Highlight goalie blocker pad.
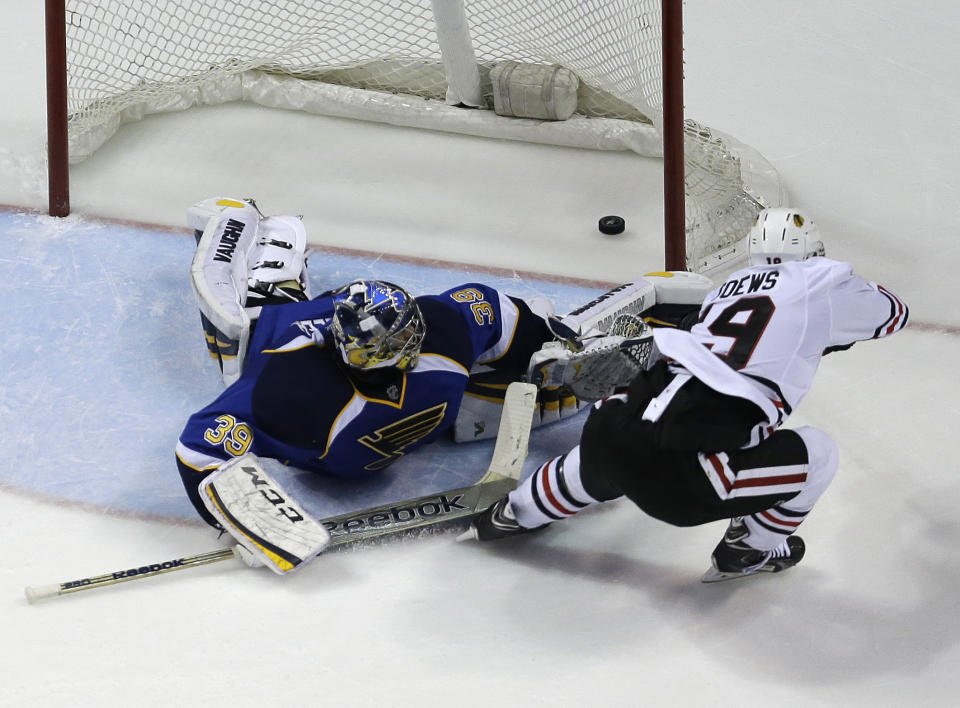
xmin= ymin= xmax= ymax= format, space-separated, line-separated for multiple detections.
xmin=200 ymin=454 xmax=331 ymax=574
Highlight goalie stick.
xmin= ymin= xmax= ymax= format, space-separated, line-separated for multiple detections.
xmin=25 ymin=382 xmax=538 ymax=603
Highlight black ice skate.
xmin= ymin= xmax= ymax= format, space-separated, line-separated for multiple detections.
xmin=701 ymin=518 xmax=805 ymax=583
xmin=457 ymin=496 xmax=544 ymax=542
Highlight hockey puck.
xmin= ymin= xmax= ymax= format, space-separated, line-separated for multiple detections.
xmin=598 ymin=215 xmax=625 ymax=235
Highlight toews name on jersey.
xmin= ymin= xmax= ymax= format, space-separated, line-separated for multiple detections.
xmin=715 ymin=270 xmax=779 ymax=299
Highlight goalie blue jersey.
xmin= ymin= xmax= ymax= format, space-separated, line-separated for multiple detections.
xmin=176 ymin=283 xmax=550 ymax=523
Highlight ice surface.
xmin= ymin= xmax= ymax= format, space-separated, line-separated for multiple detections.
xmin=2 ymin=2 xmax=959 ymax=706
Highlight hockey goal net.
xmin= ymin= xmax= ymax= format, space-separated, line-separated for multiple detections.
xmin=46 ymin=0 xmax=783 ymax=272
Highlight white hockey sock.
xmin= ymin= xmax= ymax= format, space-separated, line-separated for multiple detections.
xmin=741 ymin=504 xmax=811 ymax=551
xmin=507 ymin=446 xmax=603 ymax=529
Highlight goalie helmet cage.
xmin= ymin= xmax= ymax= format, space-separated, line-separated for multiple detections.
xmin=44 ymin=0 xmax=784 ymax=272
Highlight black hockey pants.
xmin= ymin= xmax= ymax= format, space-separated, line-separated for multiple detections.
xmin=579 ymin=361 xmax=806 ymax=527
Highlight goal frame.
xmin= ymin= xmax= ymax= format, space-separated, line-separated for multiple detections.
xmin=44 ymin=0 xmax=690 ymax=269
xmin=46 ymin=0 xmax=70 ymax=219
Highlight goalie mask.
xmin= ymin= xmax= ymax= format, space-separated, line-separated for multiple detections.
xmin=330 ymin=280 xmax=425 ymax=371
xmin=747 ymin=208 xmax=825 ymax=266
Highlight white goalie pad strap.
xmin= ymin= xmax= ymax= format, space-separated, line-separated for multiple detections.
xmin=191 ymin=200 xmax=260 ymax=385
xmin=248 ymin=215 xmax=310 ymax=296
xmin=200 ymin=454 xmax=331 ymax=575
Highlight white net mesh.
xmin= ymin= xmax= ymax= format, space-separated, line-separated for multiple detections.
xmin=61 ymin=0 xmax=783 ymax=271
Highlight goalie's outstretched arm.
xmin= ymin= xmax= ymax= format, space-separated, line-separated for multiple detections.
xmin=524 ymin=272 xmax=714 ymax=402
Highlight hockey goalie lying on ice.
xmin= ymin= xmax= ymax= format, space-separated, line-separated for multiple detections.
xmin=174 ymin=197 xmax=710 ymax=573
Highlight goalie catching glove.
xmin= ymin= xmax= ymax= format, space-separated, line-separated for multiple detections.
xmin=527 ymin=314 xmax=655 ymax=402
xmin=200 ymin=454 xmax=330 ymax=574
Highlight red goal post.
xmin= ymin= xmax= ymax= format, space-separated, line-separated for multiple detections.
xmin=45 ymin=0 xmax=783 ymax=272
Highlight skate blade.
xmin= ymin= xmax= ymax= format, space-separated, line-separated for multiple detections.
xmin=700 ymin=563 xmax=772 ymax=583
xmin=701 ymin=563 xmax=796 ymax=583
xmin=701 ymin=566 xmax=751 ymax=583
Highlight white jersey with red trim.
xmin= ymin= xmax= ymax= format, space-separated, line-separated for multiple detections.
xmin=650 ymin=257 xmax=908 ymax=435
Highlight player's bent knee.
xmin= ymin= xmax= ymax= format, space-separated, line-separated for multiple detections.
xmin=793 ymin=426 xmax=839 ymax=501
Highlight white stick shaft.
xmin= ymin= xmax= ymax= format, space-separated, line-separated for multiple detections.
xmin=24 ymin=548 xmax=238 ymax=603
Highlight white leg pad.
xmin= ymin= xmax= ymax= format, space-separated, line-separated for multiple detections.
xmin=190 ymin=200 xmax=260 ymax=385
xmin=248 ymin=215 xmax=311 ymax=297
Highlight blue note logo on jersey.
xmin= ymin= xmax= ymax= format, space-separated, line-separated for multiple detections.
xmin=358 ymin=403 xmax=447 ymax=470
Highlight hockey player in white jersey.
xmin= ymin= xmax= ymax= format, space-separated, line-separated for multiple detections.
xmin=463 ymin=208 xmax=909 ymax=583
